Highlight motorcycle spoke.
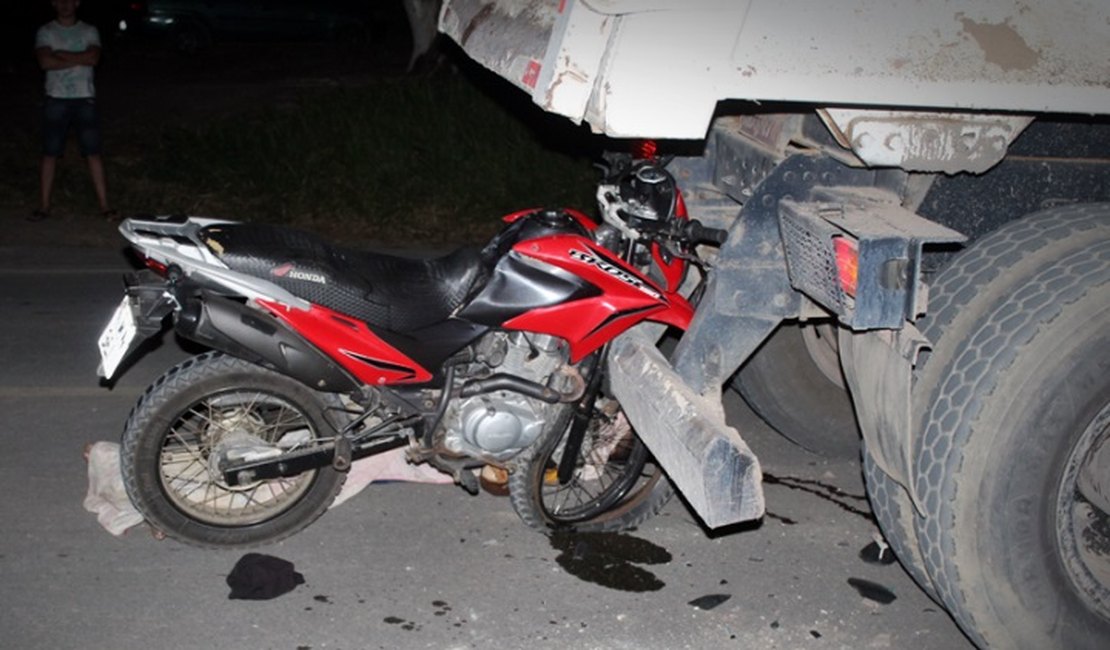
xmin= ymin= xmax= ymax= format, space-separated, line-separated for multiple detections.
xmin=547 ymin=459 xmax=613 ymax=514
xmin=537 ymin=408 xmax=651 ymax=522
xmin=267 ymin=405 xmax=303 ymax=432
xmin=237 ymin=486 xmax=265 ymax=512
xmin=157 ymin=389 xmax=320 ymax=526
xmin=166 ymin=422 xmax=208 ymax=457
xmin=186 ymin=402 xmax=228 ymax=437
xmin=164 ymin=461 xmax=209 ymax=491
xmin=177 ymin=472 xmax=216 ymax=502
xmin=160 ymin=442 xmax=205 ymax=469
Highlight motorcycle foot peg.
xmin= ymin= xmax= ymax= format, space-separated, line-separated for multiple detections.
xmin=332 ymin=437 xmax=353 ymax=472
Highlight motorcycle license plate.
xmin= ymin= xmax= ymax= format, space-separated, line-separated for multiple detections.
xmin=97 ymin=296 xmax=137 ymax=379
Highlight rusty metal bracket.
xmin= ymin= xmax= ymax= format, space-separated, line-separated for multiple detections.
xmin=819 ymin=109 xmax=1033 ymax=175
xmin=778 ymin=187 xmax=965 ymax=330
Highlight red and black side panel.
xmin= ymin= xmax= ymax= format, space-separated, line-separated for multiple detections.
xmin=502 ymin=235 xmax=694 ymax=361
xmin=256 ymin=299 xmax=433 ymax=385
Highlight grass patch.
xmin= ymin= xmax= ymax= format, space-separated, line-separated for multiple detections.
xmin=2 ymin=72 xmax=601 ymax=246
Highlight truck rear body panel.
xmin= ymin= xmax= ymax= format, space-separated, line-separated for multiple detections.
xmin=441 ymin=0 xmax=1110 ymax=139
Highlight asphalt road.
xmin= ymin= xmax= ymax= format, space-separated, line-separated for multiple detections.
xmin=0 ymin=245 xmax=975 ymax=650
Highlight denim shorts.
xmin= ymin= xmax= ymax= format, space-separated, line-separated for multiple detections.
xmin=42 ymin=97 xmax=102 ymax=157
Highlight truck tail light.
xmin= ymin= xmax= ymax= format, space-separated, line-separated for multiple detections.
xmin=833 ymin=236 xmax=858 ymax=297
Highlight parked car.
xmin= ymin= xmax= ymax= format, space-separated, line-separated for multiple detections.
xmin=116 ymin=0 xmax=372 ymax=52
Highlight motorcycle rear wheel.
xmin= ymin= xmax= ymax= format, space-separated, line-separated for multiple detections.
xmin=508 ymin=396 xmax=673 ymax=533
xmin=120 ymin=352 xmax=346 ymax=547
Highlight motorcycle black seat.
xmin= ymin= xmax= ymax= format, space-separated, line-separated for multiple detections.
xmin=198 ymin=222 xmax=488 ymax=332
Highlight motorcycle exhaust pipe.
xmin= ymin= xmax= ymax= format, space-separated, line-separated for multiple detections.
xmin=175 ymin=293 xmax=358 ymax=393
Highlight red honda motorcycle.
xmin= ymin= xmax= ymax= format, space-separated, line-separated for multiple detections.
xmin=97 ymin=155 xmax=727 ymax=547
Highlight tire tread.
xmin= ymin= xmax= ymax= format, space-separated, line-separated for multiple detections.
xmin=911 ymin=206 xmax=1110 ymax=646
xmin=120 ymin=352 xmax=346 ymax=548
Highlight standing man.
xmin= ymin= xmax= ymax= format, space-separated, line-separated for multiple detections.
xmin=33 ymin=0 xmax=114 ymax=221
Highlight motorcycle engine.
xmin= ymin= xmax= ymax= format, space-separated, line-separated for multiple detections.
xmin=440 ymin=332 xmax=576 ymax=463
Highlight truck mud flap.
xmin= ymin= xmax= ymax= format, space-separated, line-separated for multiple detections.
xmin=608 ymin=328 xmax=764 ymax=529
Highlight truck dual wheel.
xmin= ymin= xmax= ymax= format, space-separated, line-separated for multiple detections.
xmin=732 ymin=321 xmax=861 ymax=457
xmin=857 ymin=201 xmax=1085 ymax=606
xmin=875 ymin=205 xmax=1110 ymax=649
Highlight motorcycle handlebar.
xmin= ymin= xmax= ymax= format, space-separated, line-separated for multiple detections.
xmin=681 ymin=220 xmax=729 ymax=246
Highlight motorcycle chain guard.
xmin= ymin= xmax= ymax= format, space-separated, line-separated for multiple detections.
xmin=221 ymin=433 xmax=408 ymax=486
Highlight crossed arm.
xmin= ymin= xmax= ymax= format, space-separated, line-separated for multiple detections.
xmin=36 ymin=46 xmax=101 ymax=71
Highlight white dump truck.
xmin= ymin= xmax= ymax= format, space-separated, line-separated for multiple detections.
xmin=438 ymin=1 xmax=1110 ymax=647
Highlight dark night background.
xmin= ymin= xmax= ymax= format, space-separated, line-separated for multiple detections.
xmin=0 ymin=0 xmax=601 ymax=247
xmin=2 ymin=1 xmax=412 ymax=70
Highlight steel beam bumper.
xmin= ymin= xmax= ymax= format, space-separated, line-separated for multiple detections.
xmin=608 ymin=328 xmax=764 ymax=529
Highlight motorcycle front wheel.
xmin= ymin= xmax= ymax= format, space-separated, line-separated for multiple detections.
xmin=508 ymin=396 xmax=673 ymax=533
xmin=120 ymin=352 xmax=346 ymax=547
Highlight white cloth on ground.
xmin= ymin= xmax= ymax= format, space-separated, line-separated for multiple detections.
xmin=83 ymin=441 xmax=145 ymax=535
xmin=83 ymin=441 xmax=453 ymax=536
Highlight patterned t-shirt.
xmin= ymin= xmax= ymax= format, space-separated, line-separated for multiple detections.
xmin=35 ymin=20 xmax=101 ymax=99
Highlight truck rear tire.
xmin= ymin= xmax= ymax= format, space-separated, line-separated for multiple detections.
xmin=732 ymin=321 xmax=860 ymax=457
xmin=909 ymin=205 xmax=1110 ymax=649
xmin=862 ymin=447 xmax=938 ymax=601
xmin=859 ymin=203 xmax=1100 ymax=605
